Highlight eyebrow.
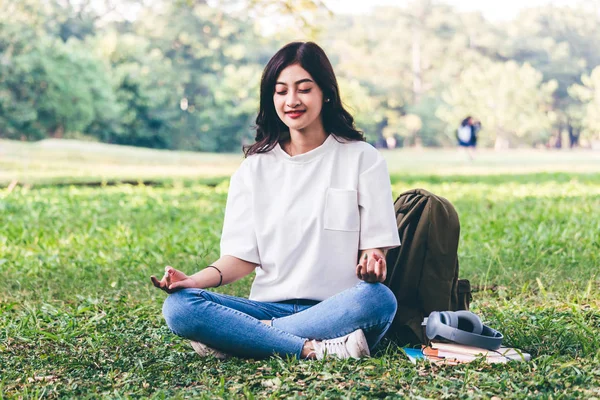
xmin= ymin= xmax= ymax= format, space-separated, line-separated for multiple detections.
xmin=275 ymin=78 xmax=314 ymax=86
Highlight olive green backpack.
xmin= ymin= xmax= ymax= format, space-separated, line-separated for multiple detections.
xmin=384 ymin=188 xmax=472 ymax=345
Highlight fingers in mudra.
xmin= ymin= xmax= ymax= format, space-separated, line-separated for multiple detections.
xmin=150 ymin=266 xmax=187 ymax=293
xmin=356 ymin=253 xmax=386 ymax=283
xmin=356 ymin=253 xmax=368 ymax=280
xmin=165 ymin=266 xmax=188 ymax=282
xmin=372 ymin=253 xmax=386 ymax=282
xmin=367 ymin=257 xmax=377 ymax=281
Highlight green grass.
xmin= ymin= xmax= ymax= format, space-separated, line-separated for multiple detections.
xmin=0 ymin=139 xmax=242 ymax=186
xmin=1 ymin=141 xmax=600 ymax=398
xmin=3 ymin=138 xmax=600 ymax=186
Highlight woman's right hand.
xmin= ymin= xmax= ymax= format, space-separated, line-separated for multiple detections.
xmin=150 ymin=266 xmax=197 ymax=293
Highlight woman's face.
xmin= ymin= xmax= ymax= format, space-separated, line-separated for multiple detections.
xmin=273 ymin=64 xmax=325 ymax=133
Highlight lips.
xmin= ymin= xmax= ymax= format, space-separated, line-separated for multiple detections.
xmin=285 ymin=110 xmax=306 ymax=119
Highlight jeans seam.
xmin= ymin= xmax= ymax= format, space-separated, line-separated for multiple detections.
xmin=196 ymin=289 xmax=293 ymax=318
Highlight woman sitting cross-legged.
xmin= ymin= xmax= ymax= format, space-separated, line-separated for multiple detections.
xmin=151 ymin=41 xmax=400 ymax=360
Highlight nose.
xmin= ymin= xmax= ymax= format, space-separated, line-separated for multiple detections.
xmin=286 ymin=91 xmax=301 ymax=108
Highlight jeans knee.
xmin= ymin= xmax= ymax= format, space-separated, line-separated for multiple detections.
xmin=162 ymin=289 xmax=202 ymax=335
xmin=357 ymin=282 xmax=397 ymax=320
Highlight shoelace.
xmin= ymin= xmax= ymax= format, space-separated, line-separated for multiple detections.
xmin=317 ymin=336 xmax=350 ymax=359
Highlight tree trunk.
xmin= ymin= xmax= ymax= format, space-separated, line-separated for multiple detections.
xmin=52 ymin=125 xmax=64 ymax=139
xmin=413 ymin=130 xmax=422 ymax=148
xmin=554 ymin=128 xmax=562 ymax=149
xmin=494 ymin=128 xmax=510 ymax=149
xmin=411 ymin=25 xmax=422 ymax=104
xmin=568 ymin=124 xmax=580 ymax=148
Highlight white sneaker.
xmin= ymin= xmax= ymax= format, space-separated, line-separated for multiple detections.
xmin=190 ymin=341 xmax=230 ymax=360
xmin=312 ymin=329 xmax=370 ymax=360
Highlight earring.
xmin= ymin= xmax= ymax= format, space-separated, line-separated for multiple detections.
xmin=325 ymin=98 xmax=330 ymax=103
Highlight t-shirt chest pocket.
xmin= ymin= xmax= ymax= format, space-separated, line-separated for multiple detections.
xmin=323 ymin=188 xmax=360 ymax=232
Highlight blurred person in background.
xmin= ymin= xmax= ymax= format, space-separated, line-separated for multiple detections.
xmin=457 ymin=116 xmax=481 ymax=159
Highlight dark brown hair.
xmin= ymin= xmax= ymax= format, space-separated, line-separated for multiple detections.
xmin=244 ymin=42 xmax=364 ymax=157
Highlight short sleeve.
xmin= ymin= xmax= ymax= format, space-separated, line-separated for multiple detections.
xmin=358 ymin=155 xmax=401 ymax=251
xmin=219 ymin=168 xmax=260 ymax=264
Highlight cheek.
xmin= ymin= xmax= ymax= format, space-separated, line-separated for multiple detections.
xmin=273 ymin=96 xmax=284 ymax=115
xmin=308 ymin=93 xmax=323 ymax=112
xmin=309 ymin=99 xmax=323 ymax=116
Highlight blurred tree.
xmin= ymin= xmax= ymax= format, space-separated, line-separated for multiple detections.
xmin=0 ymin=0 xmax=53 ymax=31
xmin=384 ymin=113 xmax=422 ymax=147
xmin=134 ymin=2 xmax=269 ymax=151
xmin=405 ymin=96 xmax=448 ymax=146
xmin=87 ymin=31 xmax=182 ymax=148
xmin=500 ymin=5 xmax=600 ymax=147
xmin=320 ymin=1 xmax=501 ymax=147
xmin=212 ymin=0 xmax=330 ymax=39
xmin=0 ymin=24 xmax=118 ymax=140
xmin=437 ymin=60 xmax=557 ymax=148
xmin=568 ymin=66 xmax=600 ymax=144
xmin=336 ymin=77 xmax=383 ymax=143
xmin=1 ymin=0 xmax=598 ymax=151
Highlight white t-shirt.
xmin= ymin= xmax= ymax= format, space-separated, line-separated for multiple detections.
xmin=457 ymin=125 xmax=472 ymax=143
xmin=220 ymin=134 xmax=401 ymax=302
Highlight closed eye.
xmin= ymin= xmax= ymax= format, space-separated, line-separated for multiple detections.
xmin=276 ymin=89 xmax=311 ymax=95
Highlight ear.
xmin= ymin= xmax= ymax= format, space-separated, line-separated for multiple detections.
xmin=455 ymin=310 xmax=484 ymax=335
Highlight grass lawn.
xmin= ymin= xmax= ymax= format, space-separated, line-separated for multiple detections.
xmin=1 ymin=140 xmax=600 ymax=398
xmin=2 ymin=138 xmax=600 ymax=186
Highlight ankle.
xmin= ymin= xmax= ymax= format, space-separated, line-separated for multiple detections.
xmin=301 ymin=340 xmax=318 ymax=359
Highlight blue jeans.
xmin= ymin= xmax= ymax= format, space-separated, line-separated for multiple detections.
xmin=162 ymin=281 xmax=397 ymax=359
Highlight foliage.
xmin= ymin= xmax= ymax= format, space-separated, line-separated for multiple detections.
xmin=437 ymin=60 xmax=558 ymax=148
xmin=569 ymin=66 xmax=600 ymax=141
xmin=0 ymin=24 xmax=118 ymax=140
xmin=0 ymin=0 xmax=599 ymax=149
xmin=1 ymin=167 xmax=600 ymax=397
xmin=88 ymin=31 xmax=182 ymax=148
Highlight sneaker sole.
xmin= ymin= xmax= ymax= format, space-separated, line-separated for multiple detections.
xmin=190 ymin=341 xmax=229 ymax=360
xmin=350 ymin=329 xmax=371 ymax=359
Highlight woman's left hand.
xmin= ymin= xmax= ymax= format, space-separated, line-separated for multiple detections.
xmin=356 ymin=249 xmax=387 ymax=283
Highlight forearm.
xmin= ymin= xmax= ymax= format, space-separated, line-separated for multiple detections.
xmin=189 ymin=255 xmax=258 ymax=288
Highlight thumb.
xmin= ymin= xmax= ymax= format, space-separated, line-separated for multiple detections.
xmin=168 ymin=279 xmax=191 ymax=290
xmin=168 ymin=280 xmax=181 ymax=289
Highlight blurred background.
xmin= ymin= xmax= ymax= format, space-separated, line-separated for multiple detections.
xmin=1 ymin=0 xmax=599 ymax=155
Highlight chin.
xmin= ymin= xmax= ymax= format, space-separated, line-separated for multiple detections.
xmin=290 ymin=119 xmax=319 ymax=131
xmin=286 ymin=122 xmax=309 ymax=130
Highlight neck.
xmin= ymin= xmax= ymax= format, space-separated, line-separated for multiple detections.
xmin=283 ymin=123 xmax=328 ymax=157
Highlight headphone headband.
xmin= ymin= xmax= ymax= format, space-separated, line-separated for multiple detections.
xmin=426 ymin=311 xmax=503 ymax=350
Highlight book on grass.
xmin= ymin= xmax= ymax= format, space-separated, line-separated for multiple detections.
xmin=403 ymin=342 xmax=531 ymax=365
xmin=402 ymin=347 xmax=425 ymax=364
xmin=429 ymin=342 xmax=531 ymax=362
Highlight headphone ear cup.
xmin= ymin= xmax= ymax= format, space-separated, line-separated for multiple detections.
xmin=426 ymin=311 xmax=443 ymax=340
xmin=440 ymin=311 xmax=459 ymax=328
xmin=455 ymin=310 xmax=484 ymax=335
